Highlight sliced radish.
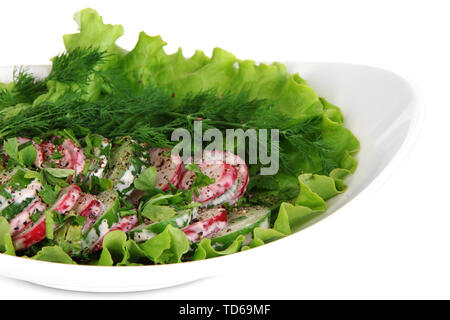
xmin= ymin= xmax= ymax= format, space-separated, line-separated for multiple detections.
xmin=12 ymin=185 xmax=82 ymax=251
xmin=9 ymin=199 xmax=47 ymax=237
xmin=12 ymin=214 xmax=47 ymax=251
xmin=150 ymin=148 xmax=182 ymax=191
xmin=110 ymin=215 xmax=139 ymax=233
xmin=58 ymin=139 xmax=86 ymax=175
xmin=52 ymin=184 xmax=82 ymax=215
xmin=39 ymin=141 xmax=57 ymax=164
xmin=182 ymin=207 xmax=228 ymax=242
xmin=90 ymin=214 xmax=139 ymax=252
xmin=202 ymin=150 xmax=249 ymax=205
xmin=75 ymin=194 xmax=104 ymax=234
xmin=178 ymin=160 xmax=238 ymax=205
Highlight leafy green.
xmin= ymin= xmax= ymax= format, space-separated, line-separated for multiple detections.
xmin=193 ymin=235 xmax=245 ymax=261
xmin=0 ymin=68 xmax=46 ymax=108
xmin=185 ymin=163 xmax=215 ymax=192
xmin=0 ymin=8 xmax=360 ymax=266
xmin=0 ymin=217 xmax=15 ymax=255
xmin=44 ymin=168 xmax=76 ymax=178
xmin=139 ymin=224 xmax=190 ymax=264
xmin=4 ymin=138 xmax=37 ymax=168
xmin=134 ymin=167 xmax=157 ymax=192
xmin=32 ymin=246 xmax=76 ymax=264
xmin=97 ymin=230 xmax=128 ymax=266
xmin=97 ymin=225 xmax=190 ymax=266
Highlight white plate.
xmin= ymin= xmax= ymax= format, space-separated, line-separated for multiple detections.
xmin=0 ymin=62 xmax=421 ymax=292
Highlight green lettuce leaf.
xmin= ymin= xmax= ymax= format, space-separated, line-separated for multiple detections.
xmin=139 ymin=224 xmax=190 ymax=264
xmin=120 ymin=32 xmax=323 ymax=124
xmin=63 ymin=8 xmax=126 ymax=59
xmin=98 ymin=230 xmax=128 ymax=266
xmin=32 ymin=246 xmax=76 ymax=264
xmin=0 ymin=217 xmax=15 ymax=256
xmin=97 ymin=225 xmax=190 ymax=266
xmin=193 ymin=235 xmax=245 ymax=261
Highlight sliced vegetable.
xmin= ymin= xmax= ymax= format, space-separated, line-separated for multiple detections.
xmin=106 ymin=137 xmax=147 ymax=196
xmin=11 ymin=184 xmax=81 ymax=251
xmin=9 ymin=199 xmax=48 ymax=237
xmin=12 ymin=214 xmax=46 ymax=251
xmin=39 ymin=141 xmax=56 ymax=161
xmin=182 ymin=207 xmax=228 ymax=242
xmin=82 ymin=189 xmax=120 ymax=250
xmin=74 ymin=193 xmax=104 ymax=233
xmin=205 ymin=150 xmax=249 ymax=205
xmin=51 ymin=184 xmax=82 ymax=214
xmin=179 ymin=159 xmax=238 ymax=206
xmin=0 ymin=169 xmax=42 ymax=220
xmin=149 ymin=148 xmax=182 ymax=191
xmin=57 ymin=138 xmax=86 ymax=175
xmin=90 ymin=214 xmax=138 ymax=252
xmin=210 ymin=206 xmax=270 ymax=250
xmin=130 ymin=209 xmax=192 ymax=242
xmin=82 ymin=134 xmax=111 ymax=181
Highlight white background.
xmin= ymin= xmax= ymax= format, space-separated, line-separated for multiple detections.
xmin=0 ymin=0 xmax=448 ymax=299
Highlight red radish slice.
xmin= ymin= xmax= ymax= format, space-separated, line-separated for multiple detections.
xmin=110 ymin=215 xmax=139 ymax=233
xmin=52 ymin=184 xmax=82 ymax=215
xmin=12 ymin=185 xmax=82 ymax=251
xmin=9 ymin=199 xmax=47 ymax=237
xmin=16 ymin=137 xmax=44 ymax=167
xmin=179 ymin=160 xmax=238 ymax=205
xmin=75 ymin=194 xmax=104 ymax=234
xmin=39 ymin=141 xmax=56 ymax=161
xmin=90 ymin=214 xmax=139 ymax=252
xmin=182 ymin=207 xmax=228 ymax=242
xmin=58 ymin=139 xmax=86 ymax=175
xmin=150 ymin=148 xmax=183 ymax=191
xmin=12 ymin=215 xmax=47 ymax=251
xmin=203 ymin=150 xmax=249 ymax=205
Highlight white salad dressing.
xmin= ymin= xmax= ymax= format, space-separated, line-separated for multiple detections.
xmin=115 ymin=165 xmax=136 ymax=193
xmin=0 ymin=179 xmax=42 ymax=211
xmin=13 ymin=180 xmax=42 ymax=204
xmin=92 ymin=155 xmax=108 ymax=178
xmin=82 ymin=218 xmax=110 ymax=249
xmin=175 ymin=213 xmax=191 ymax=227
xmin=133 ymin=229 xmax=157 ymax=242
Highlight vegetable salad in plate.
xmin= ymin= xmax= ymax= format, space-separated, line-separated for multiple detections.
xmin=0 ymin=8 xmax=359 ymax=266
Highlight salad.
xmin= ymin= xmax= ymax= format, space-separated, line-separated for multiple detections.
xmin=0 ymin=8 xmax=359 ymax=266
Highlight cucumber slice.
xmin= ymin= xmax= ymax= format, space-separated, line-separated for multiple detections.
xmin=106 ymin=137 xmax=147 ymax=196
xmin=210 ymin=206 xmax=271 ymax=250
xmin=129 ymin=209 xmax=192 ymax=243
xmin=82 ymin=190 xmax=120 ymax=249
xmin=83 ymin=134 xmax=112 ymax=180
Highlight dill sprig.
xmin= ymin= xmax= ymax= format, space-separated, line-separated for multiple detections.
xmin=0 ymin=67 xmax=47 ymax=108
xmin=47 ymin=47 xmax=108 ymax=85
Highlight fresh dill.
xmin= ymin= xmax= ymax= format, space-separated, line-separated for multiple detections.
xmin=0 ymin=67 xmax=46 ymax=108
xmin=47 ymin=47 xmax=108 ymax=85
xmin=0 ymin=47 xmax=338 ymax=176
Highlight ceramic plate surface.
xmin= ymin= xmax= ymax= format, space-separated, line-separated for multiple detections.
xmin=0 ymin=63 xmax=420 ymax=292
